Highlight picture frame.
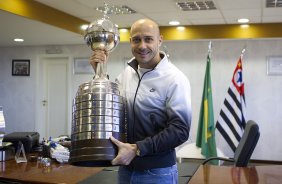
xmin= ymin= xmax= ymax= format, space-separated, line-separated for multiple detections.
xmin=267 ymin=56 xmax=282 ymax=76
xmin=73 ymin=58 xmax=94 ymax=74
xmin=12 ymin=60 xmax=30 ymax=76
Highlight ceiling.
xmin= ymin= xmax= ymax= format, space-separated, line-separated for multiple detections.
xmin=0 ymin=0 xmax=282 ymax=47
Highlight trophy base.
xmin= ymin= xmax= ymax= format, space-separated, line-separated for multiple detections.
xmin=70 ymin=135 xmax=125 ymax=167
xmin=70 ymin=158 xmax=113 ymax=167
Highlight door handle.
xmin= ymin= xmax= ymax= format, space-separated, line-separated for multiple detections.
xmin=42 ymin=100 xmax=47 ymax=106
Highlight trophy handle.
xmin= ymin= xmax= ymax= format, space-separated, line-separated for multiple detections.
xmin=94 ymin=62 xmax=108 ymax=80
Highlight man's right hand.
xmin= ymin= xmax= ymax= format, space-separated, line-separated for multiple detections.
xmin=89 ymin=49 xmax=109 ymax=71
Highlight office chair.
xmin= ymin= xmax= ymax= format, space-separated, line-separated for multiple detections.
xmin=202 ymin=120 xmax=260 ymax=167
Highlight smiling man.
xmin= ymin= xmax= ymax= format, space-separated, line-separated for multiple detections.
xmin=90 ymin=18 xmax=192 ymax=184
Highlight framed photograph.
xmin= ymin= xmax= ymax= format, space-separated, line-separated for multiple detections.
xmin=74 ymin=58 xmax=94 ymax=74
xmin=267 ymin=56 xmax=282 ymax=75
xmin=12 ymin=60 xmax=30 ymax=76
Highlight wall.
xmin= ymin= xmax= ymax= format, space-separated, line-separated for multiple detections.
xmin=0 ymin=39 xmax=281 ymax=161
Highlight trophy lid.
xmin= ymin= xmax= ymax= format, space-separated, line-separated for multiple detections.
xmin=86 ymin=18 xmax=119 ymax=36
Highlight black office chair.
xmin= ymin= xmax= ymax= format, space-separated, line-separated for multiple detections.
xmin=202 ymin=120 xmax=260 ymax=167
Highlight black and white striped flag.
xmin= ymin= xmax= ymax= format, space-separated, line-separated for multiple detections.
xmin=216 ymin=56 xmax=246 ymax=154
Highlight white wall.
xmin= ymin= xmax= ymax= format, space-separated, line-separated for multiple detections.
xmin=0 ymin=39 xmax=281 ymax=161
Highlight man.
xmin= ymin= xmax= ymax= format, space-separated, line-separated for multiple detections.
xmin=90 ymin=18 xmax=192 ymax=184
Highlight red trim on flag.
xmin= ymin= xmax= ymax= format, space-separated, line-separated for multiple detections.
xmin=232 ymin=57 xmax=244 ymax=95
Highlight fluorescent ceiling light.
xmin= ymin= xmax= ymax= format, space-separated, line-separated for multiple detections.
xmin=119 ymin=28 xmax=128 ymax=33
xmin=240 ymin=24 xmax=249 ymax=28
xmin=169 ymin=21 xmax=180 ymax=25
xmin=238 ymin=18 xmax=249 ymax=23
xmin=81 ymin=24 xmax=89 ymax=30
xmin=14 ymin=38 xmax=24 ymax=42
xmin=176 ymin=26 xmax=185 ymax=31
xmin=177 ymin=1 xmax=217 ymax=11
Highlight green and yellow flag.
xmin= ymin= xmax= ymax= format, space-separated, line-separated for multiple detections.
xmin=196 ymin=54 xmax=218 ymax=165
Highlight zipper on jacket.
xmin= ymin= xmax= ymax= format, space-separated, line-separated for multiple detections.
xmin=131 ymin=69 xmax=154 ymax=142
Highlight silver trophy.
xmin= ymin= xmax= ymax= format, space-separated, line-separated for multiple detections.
xmin=70 ymin=5 xmax=126 ymax=166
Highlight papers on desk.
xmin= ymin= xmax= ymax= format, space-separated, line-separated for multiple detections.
xmin=50 ymin=142 xmax=70 ymax=163
xmin=0 ymin=106 xmax=5 ymax=128
xmin=0 ymin=106 xmax=6 ymax=146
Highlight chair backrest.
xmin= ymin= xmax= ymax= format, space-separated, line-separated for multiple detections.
xmin=234 ymin=120 xmax=260 ymax=167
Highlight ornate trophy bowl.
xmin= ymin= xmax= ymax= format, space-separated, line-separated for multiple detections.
xmin=85 ymin=17 xmax=119 ymax=51
xmin=69 ymin=15 xmax=126 ymax=166
xmin=85 ymin=31 xmax=119 ymax=52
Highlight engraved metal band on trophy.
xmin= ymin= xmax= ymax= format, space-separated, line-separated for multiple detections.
xmin=73 ymin=101 xmax=124 ymax=111
xmin=73 ymin=108 xmax=124 ymax=119
xmin=72 ymin=131 xmax=113 ymax=140
xmin=74 ymin=93 xmax=124 ymax=104
xmin=71 ymin=123 xmax=123 ymax=133
xmin=72 ymin=116 xmax=120 ymax=126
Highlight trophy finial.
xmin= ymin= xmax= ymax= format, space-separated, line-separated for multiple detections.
xmin=103 ymin=3 xmax=110 ymax=19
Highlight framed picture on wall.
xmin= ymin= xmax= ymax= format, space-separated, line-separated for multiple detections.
xmin=12 ymin=60 xmax=30 ymax=76
xmin=73 ymin=58 xmax=94 ymax=74
xmin=267 ymin=56 xmax=282 ymax=75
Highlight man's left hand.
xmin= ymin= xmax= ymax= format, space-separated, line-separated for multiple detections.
xmin=110 ymin=136 xmax=138 ymax=165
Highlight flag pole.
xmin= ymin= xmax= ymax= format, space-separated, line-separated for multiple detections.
xmin=241 ymin=46 xmax=246 ymax=60
xmin=208 ymin=41 xmax=212 ymax=58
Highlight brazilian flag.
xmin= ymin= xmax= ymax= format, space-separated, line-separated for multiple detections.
xmin=196 ymin=55 xmax=218 ymax=165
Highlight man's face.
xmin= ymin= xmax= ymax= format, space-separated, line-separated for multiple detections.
xmin=130 ymin=23 xmax=162 ymax=68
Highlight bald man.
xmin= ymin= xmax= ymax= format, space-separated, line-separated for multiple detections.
xmin=90 ymin=19 xmax=192 ymax=184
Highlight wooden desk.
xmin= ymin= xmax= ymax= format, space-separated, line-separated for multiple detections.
xmin=0 ymin=159 xmax=103 ymax=183
xmin=188 ymin=164 xmax=282 ymax=184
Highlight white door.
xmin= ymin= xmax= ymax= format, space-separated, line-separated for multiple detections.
xmin=36 ymin=56 xmax=71 ymax=139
